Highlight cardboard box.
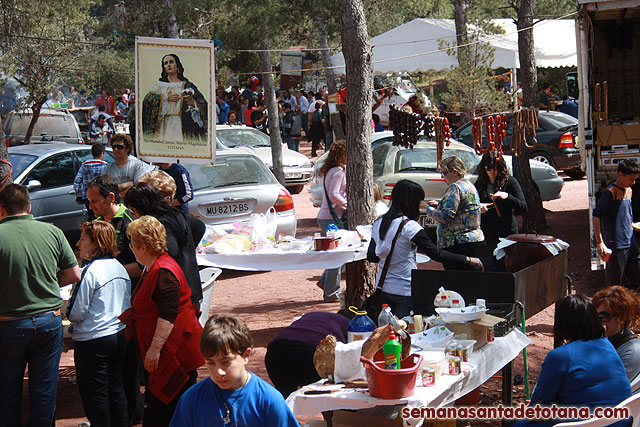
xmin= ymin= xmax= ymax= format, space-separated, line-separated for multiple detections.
xmin=444 ymin=314 xmax=504 ymax=350
xmin=596 ymin=123 xmax=640 ymax=146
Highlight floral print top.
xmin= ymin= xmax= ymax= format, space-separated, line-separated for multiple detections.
xmin=426 ymin=179 xmax=484 ymax=248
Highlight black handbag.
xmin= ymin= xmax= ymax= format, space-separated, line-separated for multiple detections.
xmin=322 ymin=173 xmax=348 ymax=229
xmin=360 ymin=218 xmax=408 ymax=322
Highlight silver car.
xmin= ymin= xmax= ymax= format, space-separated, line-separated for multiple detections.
xmin=8 ymin=143 xmax=115 ymax=233
xmin=308 ymin=139 xmax=564 ymax=219
xmin=184 ymin=150 xmax=297 ymax=237
xmin=215 ymin=125 xmax=313 ymax=194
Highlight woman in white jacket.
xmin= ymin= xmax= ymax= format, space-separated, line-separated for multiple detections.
xmin=67 ymin=220 xmax=131 ymax=427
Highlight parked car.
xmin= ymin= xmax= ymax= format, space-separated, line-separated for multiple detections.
xmin=215 ymin=125 xmax=312 ymax=194
xmin=308 ymin=139 xmax=565 ymax=225
xmin=3 ymin=109 xmax=84 ymax=146
xmin=452 ymin=111 xmax=583 ymax=179
xmin=184 ymin=150 xmax=297 ymax=237
xmin=8 ymin=144 xmax=115 ymax=234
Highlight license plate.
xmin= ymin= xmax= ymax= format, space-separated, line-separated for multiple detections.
xmin=206 ymin=202 xmax=250 ymax=216
xmin=419 ymin=215 xmax=437 ymax=228
xmin=285 ymin=172 xmax=302 ymax=179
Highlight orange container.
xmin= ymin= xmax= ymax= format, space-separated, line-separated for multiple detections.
xmin=360 ymin=353 xmax=423 ymax=399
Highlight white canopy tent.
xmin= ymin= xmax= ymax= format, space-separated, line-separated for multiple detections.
xmin=329 ymin=18 xmax=577 ymax=74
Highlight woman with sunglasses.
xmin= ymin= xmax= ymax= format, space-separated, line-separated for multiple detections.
xmin=592 ymin=286 xmax=640 ymax=381
xmin=425 ymin=155 xmax=484 ymax=270
xmin=475 ymin=151 xmax=527 ymax=271
xmin=513 ymin=294 xmax=631 ymax=427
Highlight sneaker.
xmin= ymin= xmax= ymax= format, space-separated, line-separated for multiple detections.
xmin=323 ymin=295 xmax=340 ymax=303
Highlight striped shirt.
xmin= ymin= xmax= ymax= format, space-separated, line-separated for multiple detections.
xmin=73 ymin=159 xmax=107 ymax=201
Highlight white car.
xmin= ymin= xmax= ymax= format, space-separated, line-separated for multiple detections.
xmin=215 ymin=125 xmax=312 ymax=194
xmin=185 ymin=150 xmax=297 ymax=237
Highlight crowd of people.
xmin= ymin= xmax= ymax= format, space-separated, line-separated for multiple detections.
xmin=0 ymin=131 xmax=301 ymax=426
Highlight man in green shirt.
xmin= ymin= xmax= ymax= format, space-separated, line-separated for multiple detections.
xmin=0 ymin=183 xmax=81 ymax=426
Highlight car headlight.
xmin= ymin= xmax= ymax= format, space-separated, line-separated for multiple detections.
xmin=545 ymin=166 xmax=557 ymax=177
xmin=302 ymin=162 xmax=312 ymax=169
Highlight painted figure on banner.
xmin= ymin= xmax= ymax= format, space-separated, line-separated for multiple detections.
xmin=142 ymin=53 xmax=208 ymax=143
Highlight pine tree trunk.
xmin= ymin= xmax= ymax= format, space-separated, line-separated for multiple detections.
xmin=0 ymin=125 xmax=11 ymax=191
xmin=338 ymin=0 xmax=377 ymax=308
xmin=164 ymin=0 xmax=179 ymax=38
xmin=259 ymin=36 xmax=285 ymax=186
xmin=314 ymin=7 xmax=337 ymax=94
xmin=24 ymin=98 xmax=46 ymax=144
xmin=514 ymin=0 xmax=546 ymax=232
xmin=451 ymin=0 xmax=473 ymax=121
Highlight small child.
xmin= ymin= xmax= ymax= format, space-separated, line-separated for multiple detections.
xmin=170 ymin=315 xmax=300 ymax=426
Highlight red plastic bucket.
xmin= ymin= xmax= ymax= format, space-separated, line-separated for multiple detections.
xmin=360 ymin=353 xmax=423 ymax=399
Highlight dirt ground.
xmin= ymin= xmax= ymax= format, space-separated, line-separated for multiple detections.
xmin=47 ymin=140 xmax=598 ymax=426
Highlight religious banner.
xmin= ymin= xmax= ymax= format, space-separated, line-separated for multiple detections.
xmin=136 ymin=36 xmax=215 ymax=163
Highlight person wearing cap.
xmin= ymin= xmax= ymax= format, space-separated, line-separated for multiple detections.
xmin=250 ymin=101 xmax=268 ymax=133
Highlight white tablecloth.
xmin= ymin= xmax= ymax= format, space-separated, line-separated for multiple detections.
xmin=196 ymin=244 xmax=368 ymax=271
xmin=286 ymin=329 xmax=530 ymax=417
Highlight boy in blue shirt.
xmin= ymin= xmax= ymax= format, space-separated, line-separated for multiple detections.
xmin=593 ymin=159 xmax=640 ymax=287
xmin=170 ymin=315 xmax=299 ymax=426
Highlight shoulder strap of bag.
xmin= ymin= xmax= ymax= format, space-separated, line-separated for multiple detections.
xmin=377 ymin=218 xmax=408 ymax=291
xmin=322 ymin=172 xmax=342 ymax=225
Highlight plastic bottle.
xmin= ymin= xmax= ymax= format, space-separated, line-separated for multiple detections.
xmin=378 ymin=304 xmax=394 ymax=327
xmin=383 ymin=329 xmax=403 ymax=370
xmin=326 ymin=223 xmax=338 ymax=238
xmin=402 ymin=311 xmax=416 ymax=334
xmin=347 ymin=306 xmax=377 ymax=342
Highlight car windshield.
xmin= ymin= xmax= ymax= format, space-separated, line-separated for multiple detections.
xmin=540 ymin=112 xmax=577 ymax=129
xmin=217 ymin=128 xmax=271 ymax=148
xmin=395 ymin=148 xmax=479 ymax=174
xmin=9 ymin=153 xmax=37 ymax=179
xmin=184 ymin=156 xmax=276 ymax=191
xmin=8 ymin=113 xmax=76 ymax=138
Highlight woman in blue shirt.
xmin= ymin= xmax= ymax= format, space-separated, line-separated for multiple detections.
xmin=513 ymin=294 xmax=631 ymax=427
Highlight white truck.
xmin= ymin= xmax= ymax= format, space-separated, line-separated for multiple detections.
xmin=575 ymin=0 xmax=640 ymax=268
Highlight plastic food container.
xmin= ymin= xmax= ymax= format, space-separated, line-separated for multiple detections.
xmin=313 ymin=236 xmax=337 ymax=251
xmin=410 ymin=326 xmax=454 ymax=350
xmin=435 ymin=306 xmax=488 ymax=323
xmin=417 ymin=350 xmax=446 ymax=378
xmin=432 ymin=339 xmax=477 ymax=358
xmin=360 ymin=353 xmax=423 ymax=399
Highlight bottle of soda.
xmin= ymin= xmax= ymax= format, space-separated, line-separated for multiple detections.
xmin=383 ymin=329 xmax=402 ymax=370
xmin=378 ymin=304 xmax=393 ymax=327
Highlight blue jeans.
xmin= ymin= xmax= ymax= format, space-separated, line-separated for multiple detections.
xmin=318 ymin=218 xmax=343 ymax=299
xmin=285 ymin=137 xmax=300 ymax=152
xmin=0 ymin=310 xmax=63 ymax=427
xmin=380 ymin=292 xmax=413 ymax=318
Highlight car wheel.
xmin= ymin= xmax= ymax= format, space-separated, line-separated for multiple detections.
xmin=565 ymin=168 xmax=585 ymax=180
xmin=530 ymin=152 xmax=554 ymax=167
xmin=287 ymin=185 xmax=304 ymax=195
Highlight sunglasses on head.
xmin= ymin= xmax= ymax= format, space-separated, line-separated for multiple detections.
xmin=112 ymin=144 xmax=126 ymax=150
xmin=598 ymin=311 xmax=613 ymax=322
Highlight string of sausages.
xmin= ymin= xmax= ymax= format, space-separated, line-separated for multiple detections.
xmin=512 ymin=107 xmax=538 ymax=158
xmin=435 ymin=117 xmax=451 ymax=169
xmin=389 ymin=104 xmax=423 ymax=149
xmin=594 ymin=81 xmax=608 ymax=122
xmin=471 ymin=114 xmax=508 ymax=160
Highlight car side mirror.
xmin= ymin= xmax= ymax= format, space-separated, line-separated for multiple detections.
xmin=26 ymin=179 xmax=41 ymax=191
